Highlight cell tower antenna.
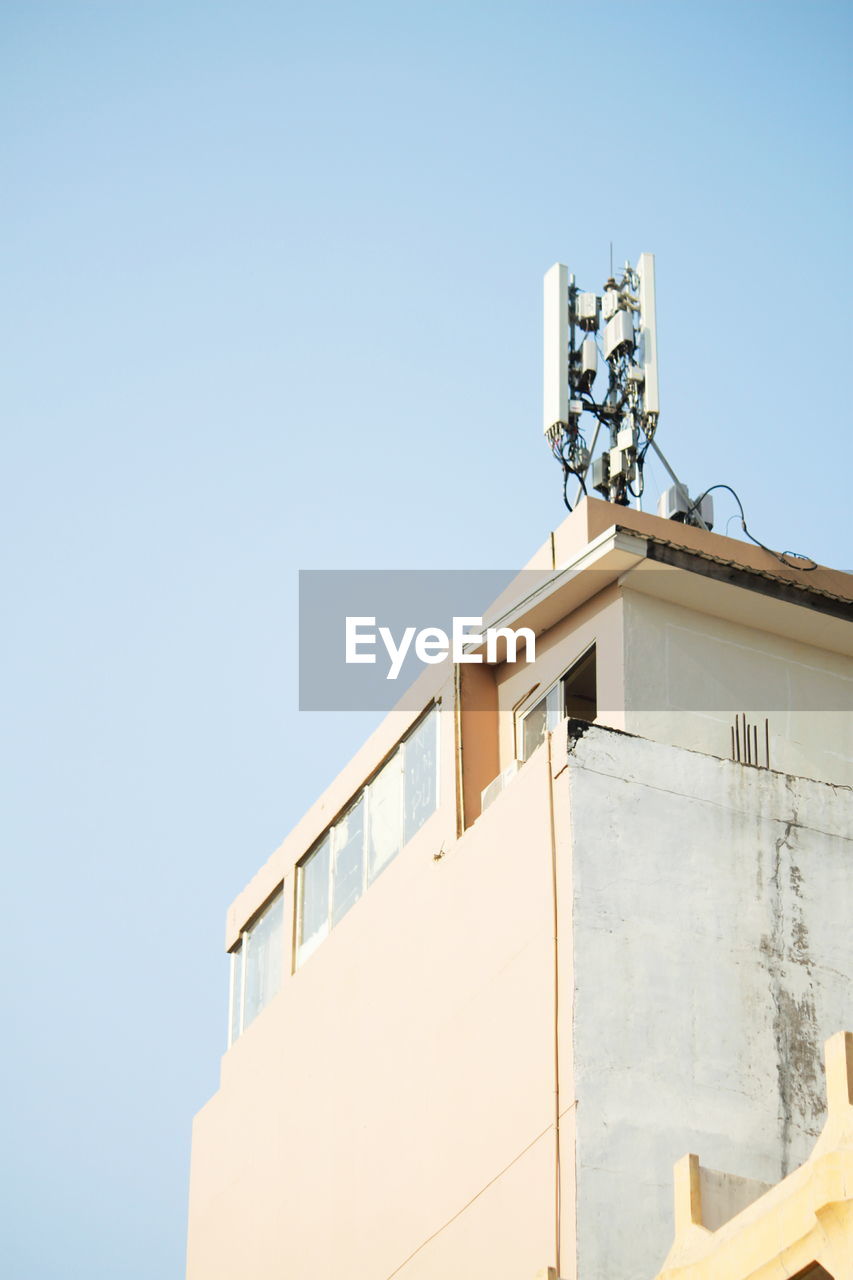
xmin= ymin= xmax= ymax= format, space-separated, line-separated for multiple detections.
xmin=542 ymin=251 xmax=710 ymax=529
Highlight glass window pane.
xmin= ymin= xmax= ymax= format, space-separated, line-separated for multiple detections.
xmin=243 ymin=892 xmax=283 ymax=1031
xmin=229 ymin=943 xmax=243 ymax=1045
xmin=562 ymin=647 xmax=597 ymax=722
xmin=522 ymin=694 xmax=548 ymax=760
xmin=404 ymin=707 xmax=437 ymax=845
xmin=332 ymin=796 xmax=365 ymax=926
xmin=368 ymin=750 xmax=402 ymax=883
xmin=298 ymin=835 xmax=331 ymax=964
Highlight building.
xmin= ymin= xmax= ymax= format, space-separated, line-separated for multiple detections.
xmin=185 ymin=496 xmax=852 ymax=1279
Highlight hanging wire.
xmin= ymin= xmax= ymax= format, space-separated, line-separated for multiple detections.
xmin=687 ymin=484 xmax=818 ymax=572
xmin=552 ymin=432 xmax=588 ymax=512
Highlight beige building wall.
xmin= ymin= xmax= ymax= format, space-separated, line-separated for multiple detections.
xmin=187 ymin=743 xmax=563 ymax=1280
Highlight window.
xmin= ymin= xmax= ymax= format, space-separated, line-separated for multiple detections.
xmin=296 ymin=705 xmax=439 ymax=967
xmin=522 ymin=684 xmax=559 ymax=761
xmin=404 ymin=709 xmax=438 ymax=844
xmin=297 ymin=832 xmax=330 ymax=961
xmin=368 ymin=749 xmax=403 ymax=882
xmin=332 ymin=795 xmax=365 ymax=926
xmin=518 ymin=646 xmax=597 ymax=760
xmin=228 ymin=888 xmax=283 ymax=1046
xmin=563 ymin=645 xmax=596 ymax=721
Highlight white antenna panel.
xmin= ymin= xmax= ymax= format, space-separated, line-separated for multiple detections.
xmin=637 ymin=252 xmax=659 ymax=419
xmin=543 ymin=262 xmax=568 ymax=434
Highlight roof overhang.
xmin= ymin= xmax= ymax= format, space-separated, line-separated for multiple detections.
xmin=471 ymin=526 xmax=853 ymax=661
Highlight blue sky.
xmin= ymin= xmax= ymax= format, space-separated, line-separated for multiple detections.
xmin=1 ymin=3 xmax=850 ymax=1275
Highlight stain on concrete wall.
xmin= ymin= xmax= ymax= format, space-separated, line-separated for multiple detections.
xmin=760 ymin=786 xmax=824 ymax=1174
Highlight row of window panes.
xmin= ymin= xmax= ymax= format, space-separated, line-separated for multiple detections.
xmin=226 ymin=708 xmax=439 ymax=1044
xmin=296 ymin=705 xmax=439 ymax=967
xmin=228 ymin=887 xmax=283 ymax=1046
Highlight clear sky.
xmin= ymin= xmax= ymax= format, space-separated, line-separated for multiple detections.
xmin=1 ymin=2 xmax=850 ymax=1275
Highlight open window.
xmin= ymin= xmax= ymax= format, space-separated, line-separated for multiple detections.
xmin=563 ymin=645 xmax=596 ymax=719
xmin=518 ymin=645 xmax=597 ymax=761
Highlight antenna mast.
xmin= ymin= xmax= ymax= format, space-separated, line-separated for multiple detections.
xmin=544 ymin=254 xmax=662 ymax=509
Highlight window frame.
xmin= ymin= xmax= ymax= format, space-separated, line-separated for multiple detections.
xmin=515 ymin=643 xmax=597 ymax=761
xmin=366 ymin=743 xmax=404 ymax=886
xmin=293 ymin=830 xmax=332 ymax=969
xmin=227 ymin=885 xmax=284 ymax=1048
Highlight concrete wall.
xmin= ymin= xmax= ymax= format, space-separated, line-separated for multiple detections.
xmin=565 ymin=724 xmax=853 ymax=1280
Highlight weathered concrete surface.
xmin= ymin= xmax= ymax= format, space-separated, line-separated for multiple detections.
xmin=564 ymin=723 xmax=852 ymax=1280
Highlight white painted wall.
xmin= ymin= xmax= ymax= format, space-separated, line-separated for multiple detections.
xmin=565 ymin=724 xmax=852 ymax=1280
xmin=621 ymin=588 xmax=853 ymax=787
